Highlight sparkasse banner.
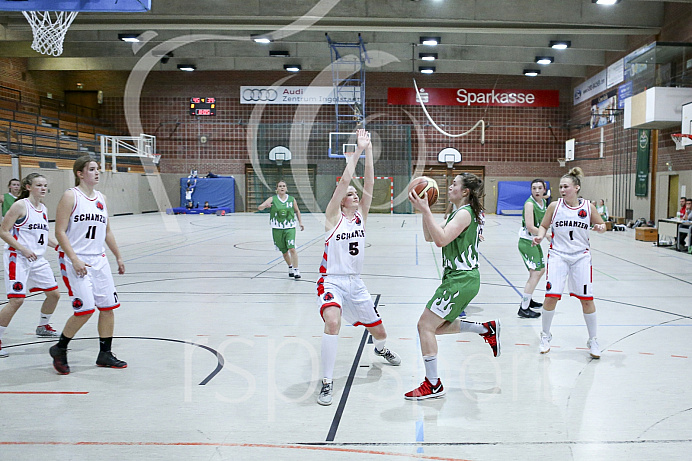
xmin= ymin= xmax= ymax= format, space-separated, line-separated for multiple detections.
xmin=387 ymin=87 xmax=559 ymax=107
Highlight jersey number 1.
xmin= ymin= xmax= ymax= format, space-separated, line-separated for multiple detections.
xmin=569 ymin=230 xmax=574 ymax=240
xmin=85 ymin=226 xmax=97 ymax=240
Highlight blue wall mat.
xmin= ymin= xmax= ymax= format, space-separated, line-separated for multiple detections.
xmin=180 ymin=177 xmax=235 ymax=212
xmin=496 ymin=181 xmax=550 ymax=216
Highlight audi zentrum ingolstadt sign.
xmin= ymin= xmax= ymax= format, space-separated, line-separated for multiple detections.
xmin=240 ymin=86 xmax=361 ymax=105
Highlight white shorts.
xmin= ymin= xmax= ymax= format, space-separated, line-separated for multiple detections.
xmin=316 ymin=275 xmax=382 ymax=327
xmin=545 ymin=250 xmax=593 ymax=300
xmin=3 ymin=251 xmax=58 ymax=298
xmin=59 ymin=252 xmax=119 ymax=316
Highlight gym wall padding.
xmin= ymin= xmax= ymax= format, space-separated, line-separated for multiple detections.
xmin=180 ymin=177 xmax=235 ymax=211
xmin=496 ymin=181 xmax=550 ymax=216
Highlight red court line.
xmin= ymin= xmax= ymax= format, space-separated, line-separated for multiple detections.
xmin=0 ymin=441 xmax=472 ymax=460
xmin=398 ymin=338 xmax=413 ymax=340
xmin=515 ymin=343 xmax=530 ymax=346
xmin=576 ymin=347 xmax=588 ymax=351
xmin=455 ymin=340 xmax=470 ymax=343
xmin=0 ymin=392 xmax=88 ymax=395
xmin=639 ymin=352 xmax=654 ymax=355
xmin=607 ymin=350 xmax=622 ymax=353
xmin=254 ymin=335 xmax=268 ymax=337
xmin=671 ymin=355 xmax=688 ymax=358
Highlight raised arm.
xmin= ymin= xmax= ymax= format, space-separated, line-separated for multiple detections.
xmin=324 ymin=129 xmax=369 ymax=229
xmin=409 ymin=190 xmax=470 ymax=247
xmin=358 ymin=130 xmax=374 ymax=223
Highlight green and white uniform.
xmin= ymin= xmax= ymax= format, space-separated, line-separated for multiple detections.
xmin=2 ymin=193 xmax=18 ymax=216
xmin=270 ymin=194 xmax=297 ymax=254
xmin=426 ymin=205 xmax=481 ymax=321
xmin=518 ymin=196 xmax=546 ymax=271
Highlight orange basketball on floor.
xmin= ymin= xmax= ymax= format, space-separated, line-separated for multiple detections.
xmin=409 ymin=176 xmax=439 ymax=206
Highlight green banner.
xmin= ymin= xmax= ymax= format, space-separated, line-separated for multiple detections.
xmin=635 ymin=129 xmax=650 ymax=197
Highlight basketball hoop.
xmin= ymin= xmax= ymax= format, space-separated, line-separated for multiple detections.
xmin=152 ymin=154 xmax=161 ymax=165
xmin=671 ymin=133 xmax=692 ymax=151
xmin=22 ymin=11 xmax=78 ymax=56
xmin=557 ymin=158 xmax=567 ymax=167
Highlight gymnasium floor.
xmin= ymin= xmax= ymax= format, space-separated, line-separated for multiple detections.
xmin=1 ymin=211 xmax=690 ymax=461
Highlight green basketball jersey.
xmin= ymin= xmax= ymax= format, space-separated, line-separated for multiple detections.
xmin=269 ymin=194 xmax=296 ymax=229
xmin=442 ymin=204 xmax=480 ymax=274
xmin=2 ymin=193 xmax=17 ymax=216
xmin=519 ymin=196 xmax=546 ymax=240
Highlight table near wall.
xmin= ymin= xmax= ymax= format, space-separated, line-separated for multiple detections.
xmin=657 ymin=219 xmax=682 ymax=246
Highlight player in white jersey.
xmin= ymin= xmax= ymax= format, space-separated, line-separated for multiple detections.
xmin=532 ymin=167 xmax=606 ymax=359
xmin=0 ymin=174 xmax=61 ymax=357
xmin=49 ymin=156 xmax=127 ymax=375
xmin=316 ymin=129 xmax=401 ymax=406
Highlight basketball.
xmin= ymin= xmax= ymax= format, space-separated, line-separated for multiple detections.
xmin=409 ymin=176 xmax=439 ymax=206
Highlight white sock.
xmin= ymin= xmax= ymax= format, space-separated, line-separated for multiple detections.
xmin=293 ymin=268 xmax=300 ymax=275
xmin=541 ymin=308 xmax=555 ymax=335
xmin=521 ymin=292 xmax=532 ymax=309
xmin=0 ymin=325 xmax=6 ymax=339
xmin=39 ymin=313 xmax=51 ymax=326
xmin=373 ymin=338 xmax=386 ymax=352
xmin=423 ymin=355 xmax=438 ymax=383
xmin=583 ymin=312 xmax=598 ymax=339
xmin=321 ymin=333 xmax=339 ymax=381
xmin=288 ymin=265 xmax=293 ymax=271
xmin=459 ymin=320 xmax=487 ymax=335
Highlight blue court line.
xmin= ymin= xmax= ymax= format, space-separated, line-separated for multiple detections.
xmin=479 ymin=251 xmax=522 ymax=296
xmin=266 ymin=234 xmax=324 ymax=265
xmin=415 ymin=420 xmax=425 ymax=453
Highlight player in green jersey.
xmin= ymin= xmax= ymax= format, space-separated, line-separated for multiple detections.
xmin=258 ymin=180 xmax=304 ymax=279
xmin=0 ymin=178 xmax=21 ymax=217
xmin=517 ymin=179 xmax=549 ymax=318
xmin=405 ymin=173 xmax=500 ymax=400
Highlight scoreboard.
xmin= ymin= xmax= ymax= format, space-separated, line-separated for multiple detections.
xmin=190 ymin=97 xmax=216 ymax=116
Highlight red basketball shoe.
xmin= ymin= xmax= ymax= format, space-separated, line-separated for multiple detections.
xmin=404 ymin=377 xmax=445 ymax=400
xmin=480 ymin=319 xmax=501 ymax=357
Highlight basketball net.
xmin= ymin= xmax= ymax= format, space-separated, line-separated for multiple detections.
xmin=22 ymin=11 xmax=78 ymax=57
xmin=671 ymin=133 xmax=692 ymax=151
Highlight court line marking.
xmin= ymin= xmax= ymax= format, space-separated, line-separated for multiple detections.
xmin=0 ymin=391 xmax=88 ymax=395
xmin=4 ymin=336 xmax=224 ymax=386
xmin=326 ymin=294 xmax=380 ymax=442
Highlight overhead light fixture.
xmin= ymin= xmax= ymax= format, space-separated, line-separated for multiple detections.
xmin=269 ymin=50 xmax=290 ymax=57
xmin=535 ymin=56 xmax=554 ymax=65
xmin=419 ymin=36 xmax=440 ymax=46
xmin=419 ymin=52 xmax=438 ymax=61
xmin=284 ymin=64 xmax=301 ymax=72
xmin=252 ymin=36 xmax=272 ymax=44
xmin=550 ymin=40 xmax=571 ymax=50
xmin=177 ymin=64 xmax=196 ymax=72
xmin=419 ymin=66 xmax=435 ymax=74
xmin=118 ymin=33 xmax=140 ymax=43
xmin=592 ymin=0 xmax=620 ymax=4
xmin=523 ymin=69 xmax=540 ymax=77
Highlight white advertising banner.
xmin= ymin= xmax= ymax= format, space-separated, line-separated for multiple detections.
xmin=573 ymin=70 xmax=607 ymax=105
xmin=607 ymin=59 xmax=624 ymax=89
xmin=240 ymin=86 xmax=361 ymax=105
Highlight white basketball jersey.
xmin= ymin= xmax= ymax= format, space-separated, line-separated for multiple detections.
xmin=549 ymin=198 xmax=591 ymax=254
xmin=6 ymin=199 xmax=49 ymax=257
xmin=66 ymin=188 xmax=108 ymax=256
xmin=319 ymin=211 xmax=365 ymax=276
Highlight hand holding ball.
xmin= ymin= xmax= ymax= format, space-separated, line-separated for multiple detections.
xmin=409 ymin=176 xmax=439 ymax=206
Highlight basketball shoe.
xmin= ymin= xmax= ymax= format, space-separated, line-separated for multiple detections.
xmin=36 ymin=324 xmax=60 ymax=337
xmin=49 ymin=345 xmax=70 ymax=374
xmin=96 ymin=351 xmax=127 ymax=368
xmin=0 ymin=340 xmax=8 ymax=358
xmin=587 ymin=338 xmax=601 ymax=359
xmin=374 ymin=347 xmax=401 ymax=365
xmin=539 ymin=332 xmax=552 ymax=354
xmin=529 ymin=299 xmax=543 ymax=309
xmin=317 ymin=379 xmax=333 ymax=406
xmin=293 ymin=268 xmax=301 ymax=280
xmin=288 ymin=267 xmax=294 ymax=277
xmin=480 ymin=319 xmax=501 ymax=357
xmin=518 ymin=306 xmax=541 ymax=318
xmin=404 ymin=377 xmax=445 ymax=400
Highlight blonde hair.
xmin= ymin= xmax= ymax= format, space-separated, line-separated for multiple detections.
xmin=562 ymin=167 xmax=584 ymax=188
xmin=73 ymin=155 xmax=96 ymax=186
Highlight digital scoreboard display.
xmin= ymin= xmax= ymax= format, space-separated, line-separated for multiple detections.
xmin=189 ymin=97 xmax=216 ymax=116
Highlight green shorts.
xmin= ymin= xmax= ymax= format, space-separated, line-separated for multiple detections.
xmin=272 ymin=227 xmax=296 ymax=254
xmin=426 ymin=269 xmax=480 ymax=321
xmin=518 ymin=238 xmax=545 ymax=271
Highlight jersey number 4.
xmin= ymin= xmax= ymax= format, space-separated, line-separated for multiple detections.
xmin=349 ymin=242 xmax=359 ymax=256
xmin=85 ymin=225 xmax=97 ymax=240
xmin=37 ymin=234 xmax=44 ymax=245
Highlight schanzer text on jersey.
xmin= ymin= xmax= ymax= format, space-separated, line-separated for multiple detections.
xmin=73 ymin=213 xmax=107 ymax=223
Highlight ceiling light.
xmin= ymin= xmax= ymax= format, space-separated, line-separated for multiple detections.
xmin=523 ymin=69 xmax=540 ymax=77
xmin=419 ymin=37 xmax=440 ymax=46
xmin=284 ymin=64 xmax=301 ymax=72
xmin=118 ymin=33 xmax=140 ymax=43
xmin=269 ymin=50 xmax=290 ymax=57
xmin=252 ymin=36 xmax=272 ymax=44
xmin=419 ymin=66 xmax=435 ymax=74
xmin=592 ymin=0 xmax=620 ymax=4
xmin=177 ymin=64 xmax=196 ymax=72
xmin=419 ymin=53 xmax=437 ymax=61
xmin=535 ymin=56 xmax=554 ymax=65
xmin=550 ymin=40 xmax=571 ymax=50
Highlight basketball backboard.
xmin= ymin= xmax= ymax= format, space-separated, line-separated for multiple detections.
xmin=328 ymin=132 xmax=364 ymax=158
xmin=437 ymin=147 xmax=462 ymax=168
xmin=0 ymin=0 xmax=151 ymax=11
xmin=565 ymin=138 xmax=575 ymax=161
xmin=683 ymin=101 xmax=692 ymax=135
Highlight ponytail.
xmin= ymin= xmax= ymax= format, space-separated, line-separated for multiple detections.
xmin=460 ymin=173 xmax=484 ymax=222
xmin=18 ymin=173 xmax=44 ymax=200
xmin=562 ymin=167 xmax=584 ymax=189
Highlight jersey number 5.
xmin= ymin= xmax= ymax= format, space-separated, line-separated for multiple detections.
xmin=85 ymin=225 xmax=97 ymax=239
xmin=349 ymin=242 xmax=359 ymax=256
